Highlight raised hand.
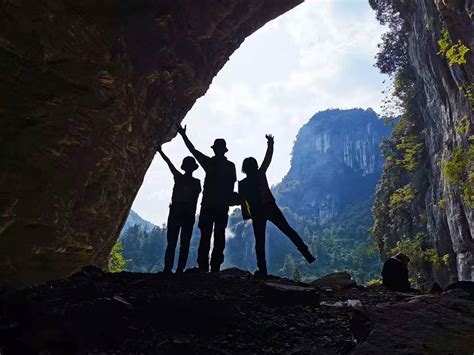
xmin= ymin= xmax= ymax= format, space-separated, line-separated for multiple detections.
xmin=265 ymin=134 xmax=274 ymax=144
xmin=175 ymin=124 xmax=187 ymax=136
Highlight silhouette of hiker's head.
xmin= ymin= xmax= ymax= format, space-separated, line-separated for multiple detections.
xmin=181 ymin=156 xmax=199 ymax=172
xmin=242 ymin=157 xmax=259 ymax=176
xmin=394 ymin=252 xmax=410 ymax=267
xmin=211 ymin=138 xmax=228 ymax=156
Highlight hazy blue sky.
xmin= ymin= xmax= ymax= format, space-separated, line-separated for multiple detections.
xmin=132 ymin=0 xmax=388 ymax=225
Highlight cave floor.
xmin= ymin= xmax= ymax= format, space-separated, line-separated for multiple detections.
xmin=1 ymin=268 xmax=471 ymax=354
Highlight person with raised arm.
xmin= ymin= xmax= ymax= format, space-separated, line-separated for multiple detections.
xmin=158 ymin=146 xmax=201 ymax=274
xmin=175 ymin=124 xmax=237 ymax=273
xmin=238 ymin=134 xmax=315 ymax=277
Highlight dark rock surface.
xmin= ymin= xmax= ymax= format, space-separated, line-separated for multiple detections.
xmin=351 ymin=294 xmax=474 ymax=354
xmin=310 ymin=272 xmax=357 ymax=290
xmin=263 ymin=282 xmax=320 ymax=306
xmin=0 ymin=0 xmax=302 ymax=287
xmin=0 ymin=269 xmax=353 ymax=354
xmin=1 ymin=269 xmax=473 ymax=354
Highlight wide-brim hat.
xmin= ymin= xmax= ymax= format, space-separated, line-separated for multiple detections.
xmin=394 ymin=252 xmax=410 ymax=263
xmin=181 ymin=156 xmax=199 ymax=171
xmin=211 ymin=138 xmax=228 ymax=152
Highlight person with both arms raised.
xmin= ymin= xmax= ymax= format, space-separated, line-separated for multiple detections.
xmin=239 ymin=134 xmax=316 ymax=277
xmin=158 ymin=146 xmax=201 ymax=274
xmin=175 ymin=124 xmax=237 ymax=273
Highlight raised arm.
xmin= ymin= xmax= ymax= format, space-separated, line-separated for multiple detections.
xmin=260 ymin=134 xmax=274 ymax=173
xmin=175 ymin=124 xmax=210 ymax=169
xmin=158 ymin=147 xmax=180 ymax=177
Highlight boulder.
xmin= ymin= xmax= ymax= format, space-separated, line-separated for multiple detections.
xmin=219 ymin=268 xmax=253 ymax=279
xmin=263 ymin=282 xmax=320 ymax=306
xmin=442 ymin=288 xmax=472 ymax=300
xmin=446 ymin=281 xmax=474 ymax=300
xmin=350 ymin=296 xmax=474 ymax=354
xmin=310 ymin=272 xmax=357 ymax=290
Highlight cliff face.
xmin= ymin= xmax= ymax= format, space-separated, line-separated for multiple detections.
xmin=275 ymin=108 xmax=392 ymax=223
xmin=417 ymin=0 xmax=474 ymax=283
xmin=0 ymin=0 xmax=302 ymax=287
xmin=372 ymin=0 xmax=473 ymax=285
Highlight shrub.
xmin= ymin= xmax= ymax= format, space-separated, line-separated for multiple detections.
xmin=109 ymin=242 xmax=129 ymax=272
xmin=439 ymin=199 xmax=446 ymax=209
xmin=389 ymin=184 xmax=416 ymax=209
xmin=437 ymin=27 xmax=471 ymax=66
xmin=455 ymin=116 xmax=470 ymax=136
xmin=395 ymin=135 xmax=423 ymax=171
xmin=443 ymin=148 xmax=465 ymax=184
xmin=366 ymin=278 xmax=383 ymax=287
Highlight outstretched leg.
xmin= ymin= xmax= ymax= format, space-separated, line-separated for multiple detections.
xmin=266 ymin=203 xmax=315 ymax=263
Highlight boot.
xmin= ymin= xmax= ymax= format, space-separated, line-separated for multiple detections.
xmin=254 ymin=269 xmax=268 ymax=279
xmin=210 ymin=266 xmax=220 ymax=273
xmin=299 ymin=246 xmax=316 ymax=264
xmin=254 ymin=261 xmax=267 ymax=278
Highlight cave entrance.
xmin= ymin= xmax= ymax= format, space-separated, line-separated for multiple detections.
xmin=125 ymin=0 xmax=388 ymax=273
xmin=133 ymin=0 xmax=388 ymax=225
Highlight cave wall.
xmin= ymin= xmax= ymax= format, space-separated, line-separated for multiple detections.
xmin=373 ymin=0 xmax=473 ymax=285
xmin=0 ymin=0 xmax=302 ymax=287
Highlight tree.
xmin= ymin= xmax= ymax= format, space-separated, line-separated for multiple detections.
xmin=109 ymin=242 xmax=129 ymax=272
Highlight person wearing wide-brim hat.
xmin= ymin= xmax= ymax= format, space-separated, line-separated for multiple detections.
xmin=176 ymin=124 xmax=237 ymax=273
xmin=158 ymin=147 xmax=201 ymax=274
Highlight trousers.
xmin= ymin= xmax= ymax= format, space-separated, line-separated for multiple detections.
xmin=197 ymin=206 xmax=229 ymax=272
xmin=164 ymin=204 xmax=195 ymax=272
xmin=251 ymin=203 xmax=307 ymax=272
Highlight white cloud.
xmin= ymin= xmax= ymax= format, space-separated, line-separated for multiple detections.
xmin=132 ymin=0 xmax=388 ymax=224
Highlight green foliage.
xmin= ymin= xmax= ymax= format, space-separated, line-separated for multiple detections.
xmin=455 ymin=116 xmax=470 ymax=136
xmin=108 ymin=242 xmax=129 ymax=272
xmin=389 ymin=233 xmax=449 ymax=285
xmin=460 ymin=82 xmax=474 ymax=105
xmin=366 ymin=278 xmax=382 ymax=287
xmin=389 ymin=184 xmax=416 ymax=210
xmin=424 ymin=248 xmax=450 ymax=270
xmin=304 ymin=199 xmax=382 ymax=283
xmin=442 ymin=254 xmax=450 ymax=266
xmin=439 ymin=198 xmax=446 ymax=209
xmin=120 ymin=224 xmax=170 ymax=272
xmin=371 ymin=0 xmax=410 ymax=76
xmin=443 ymin=148 xmax=466 ymax=184
xmin=437 ymin=27 xmax=470 ymax=66
xmin=395 ymin=135 xmax=423 ymax=171
xmin=442 ymin=146 xmax=474 ymax=208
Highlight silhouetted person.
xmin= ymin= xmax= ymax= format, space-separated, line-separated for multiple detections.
xmin=239 ymin=134 xmax=315 ymax=277
xmin=382 ymin=252 xmax=411 ymax=291
xmin=158 ymin=147 xmax=201 ymax=274
xmin=176 ymin=124 xmax=236 ymax=272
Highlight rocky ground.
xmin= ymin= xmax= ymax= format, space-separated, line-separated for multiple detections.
xmin=1 ymin=267 xmax=473 ymax=354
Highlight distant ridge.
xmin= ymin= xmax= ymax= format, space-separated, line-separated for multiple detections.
xmin=122 ymin=210 xmax=156 ymax=234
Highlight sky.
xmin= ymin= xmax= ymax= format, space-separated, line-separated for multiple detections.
xmin=132 ymin=0 xmax=389 ymax=225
